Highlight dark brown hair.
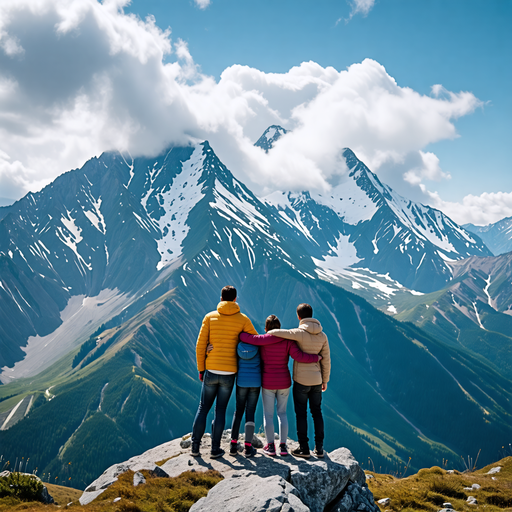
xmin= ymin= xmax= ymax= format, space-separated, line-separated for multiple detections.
xmin=265 ymin=314 xmax=281 ymax=331
xmin=221 ymin=285 xmax=237 ymax=302
xmin=296 ymin=303 xmax=313 ymax=319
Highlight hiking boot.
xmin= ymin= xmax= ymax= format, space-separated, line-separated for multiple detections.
xmin=279 ymin=443 xmax=289 ymax=456
xmin=229 ymin=441 xmax=239 ymax=456
xmin=191 ymin=442 xmax=200 ymax=457
xmin=244 ymin=444 xmax=257 ymax=457
xmin=292 ymin=445 xmax=311 ymax=459
xmin=263 ymin=443 xmax=276 ymax=456
xmin=210 ymin=447 xmax=225 ymax=458
xmin=314 ymin=446 xmax=325 ymax=458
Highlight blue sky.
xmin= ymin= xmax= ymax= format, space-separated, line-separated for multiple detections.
xmin=0 ymin=0 xmax=510 ymax=224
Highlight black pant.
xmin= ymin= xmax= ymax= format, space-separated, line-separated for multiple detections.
xmin=231 ymin=385 xmax=260 ymax=439
xmin=293 ymin=382 xmax=324 ymax=448
xmin=192 ymin=371 xmax=236 ymax=449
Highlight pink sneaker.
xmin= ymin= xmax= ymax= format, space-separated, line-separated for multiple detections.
xmin=279 ymin=443 xmax=289 ymax=456
xmin=263 ymin=443 xmax=276 ymax=456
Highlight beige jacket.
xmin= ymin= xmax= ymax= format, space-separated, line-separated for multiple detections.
xmin=269 ymin=318 xmax=331 ymax=386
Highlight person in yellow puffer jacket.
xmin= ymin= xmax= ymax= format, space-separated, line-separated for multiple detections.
xmin=191 ymin=285 xmax=257 ymax=458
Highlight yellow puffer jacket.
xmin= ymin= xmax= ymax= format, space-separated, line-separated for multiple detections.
xmin=196 ymin=301 xmax=257 ymax=373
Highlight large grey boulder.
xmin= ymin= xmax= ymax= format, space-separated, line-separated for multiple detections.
xmin=287 ymin=448 xmax=365 ymax=512
xmin=190 ymin=475 xmax=309 ymax=512
xmin=80 ymin=431 xmax=378 ymax=512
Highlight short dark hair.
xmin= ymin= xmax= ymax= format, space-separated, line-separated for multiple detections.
xmin=221 ymin=285 xmax=237 ymax=302
xmin=297 ymin=303 xmax=313 ymax=319
xmin=265 ymin=314 xmax=281 ymax=331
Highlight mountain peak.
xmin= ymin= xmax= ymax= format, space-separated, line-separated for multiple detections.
xmin=254 ymin=125 xmax=288 ymax=152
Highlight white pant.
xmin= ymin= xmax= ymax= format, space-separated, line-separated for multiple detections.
xmin=261 ymin=387 xmax=290 ymax=444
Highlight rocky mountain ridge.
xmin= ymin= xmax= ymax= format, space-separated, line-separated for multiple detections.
xmin=394 ymin=252 xmax=512 ymax=379
xmin=464 ymin=217 xmax=512 ymax=256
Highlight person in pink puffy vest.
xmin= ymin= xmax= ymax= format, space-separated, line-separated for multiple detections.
xmin=239 ymin=314 xmax=322 ymax=457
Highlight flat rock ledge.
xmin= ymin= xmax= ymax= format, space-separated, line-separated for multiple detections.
xmin=80 ymin=432 xmax=379 ymax=512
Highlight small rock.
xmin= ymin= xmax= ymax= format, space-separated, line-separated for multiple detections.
xmin=442 ymin=502 xmax=453 ymax=509
xmin=378 ymin=498 xmax=390 ymax=506
xmin=471 ymin=483 xmax=480 ymax=490
xmin=464 ymin=487 xmax=473 ymax=491
xmin=180 ymin=438 xmax=192 ymax=449
xmin=0 ymin=471 xmax=10 ymax=478
xmin=40 ymin=485 xmax=54 ymax=504
xmin=113 ymin=497 xmax=121 ymax=503
xmin=152 ymin=465 xmax=169 ymax=478
xmin=133 ymin=471 xmax=146 ymax=487
xmin=446 ymin=470 xmax=455 ymax=474
xmin=492 ymin=477 xmax=497 ymax=481
xmin=467 ymin=496 xmax=477 ymax=505
xmin=366 ymin=474 xmax=374 ymax=480
xmin=488 ymin=466 xmax=501 ymax=474
xmin=250 ymin=435 xmax=264 ymax=448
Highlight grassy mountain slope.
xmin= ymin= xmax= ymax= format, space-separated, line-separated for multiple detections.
xmin=393 ymin=254 xmax=512 ymax=380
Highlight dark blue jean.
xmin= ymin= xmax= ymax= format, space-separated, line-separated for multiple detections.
xmin=192 ymin=371 xmax=236 ymax=448
xmin=293 ymin=382 xmax=324 ymax=448
xmin=230 ymin=385 xmax=260 ymax=440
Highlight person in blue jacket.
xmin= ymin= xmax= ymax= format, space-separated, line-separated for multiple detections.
xmin=229 ymin=341 xmax=261 ymax=457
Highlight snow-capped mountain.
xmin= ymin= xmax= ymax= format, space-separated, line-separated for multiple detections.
xmin=0 ymin=129 xmax=510 ymax=487
xmin=0 ymin=140 xmax=320 ymax=373
xmin=254 ymin=125 xmax=288 ymax=152
xmin=0 ymin=129 xmax=493 ymax=373
xmin=464 ymin=216 xmax=512 ymax=256
xmin=264 ymin=147 xmax=491 ymax=293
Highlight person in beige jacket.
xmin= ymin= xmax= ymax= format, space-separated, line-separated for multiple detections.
xmin=268 ymin=303 xmax=331 ymax=459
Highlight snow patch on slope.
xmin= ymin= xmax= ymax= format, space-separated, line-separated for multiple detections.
xmin=314 ymin=175 xmax=378 ymax=225
xmin=312 ymin=234 xmax=361 ymax=278
xmin=155 ymin=146 xmax=206 ymax=270
xmin=0 ymin=289 xmax=131 ymax=383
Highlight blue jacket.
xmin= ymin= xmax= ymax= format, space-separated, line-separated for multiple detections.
xmin=236 ymin=341 xmax=261 ymax=387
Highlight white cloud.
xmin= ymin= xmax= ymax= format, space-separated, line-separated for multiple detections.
xmin=403 ymin=151 xmax=449 ymax=186
xmin=194 ymin=0 xmax=211 ymax=9
xmin=350 ymin=0 xmax=375 ymax=17
xmin=425 ymin=190 xmax=512 ymax=226
xmin=0 ymin=0 xmax=493 ymax=226
xmin=338 ymin=0 xmax=375 ymax=24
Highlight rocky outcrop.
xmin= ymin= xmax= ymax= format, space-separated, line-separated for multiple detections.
xmin=80 ymin=431 xmax=380 ymax=512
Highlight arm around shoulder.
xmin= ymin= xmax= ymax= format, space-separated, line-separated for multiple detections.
xmin=267 ymin=327 xmax=302 ymax=342
xmin=240 ymin=332 xmax=280 ymax=346
xmin=288 ymin=340 xmax=320 ymax=363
